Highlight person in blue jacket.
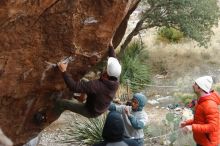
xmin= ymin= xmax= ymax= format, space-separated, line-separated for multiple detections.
xmin=93 ymin=111 xmax=138 ymax=146
xmin=109 ymin=93 xmax=148 ymax=146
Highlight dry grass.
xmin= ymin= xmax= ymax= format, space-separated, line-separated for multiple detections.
xmin=139 ymin=21 xmax=220 ymax=95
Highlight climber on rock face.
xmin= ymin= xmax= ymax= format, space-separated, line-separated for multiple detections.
xmin=55 ymin=40 xmax=121 ymax=118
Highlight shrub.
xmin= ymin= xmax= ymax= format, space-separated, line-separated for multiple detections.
xmin=144 ymin=112 xmax=195 ymax=145
xmin=57 ymin=113 xmax=106 ymax=145
xmin=158 ymin=27 xmax=184 ymax=42
xmin=120 ymin=41 xmax=151 ymax=92
xmin=174 ymin=92 xmax=196 ymax=106
xmin=144 ymin=112 xmax=181 ymax=145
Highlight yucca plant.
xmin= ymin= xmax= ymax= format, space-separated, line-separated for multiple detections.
xmin=57 ymin=113 xmax=107 ymax=145
xmin=120 ymin=41 xmax=150 ymax=92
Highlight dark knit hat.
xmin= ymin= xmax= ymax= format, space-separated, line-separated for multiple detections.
xmin=102 ymin=111 xmax=124 ymax=142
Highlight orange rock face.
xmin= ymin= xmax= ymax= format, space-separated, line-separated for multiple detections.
xmin=0 ymin=0 xmax=139 ymax=145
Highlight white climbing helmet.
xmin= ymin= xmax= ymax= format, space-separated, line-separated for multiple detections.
xmin=195 ymin=76 xmax=213 ymax=93
xmin=107 ymin=57 xmax=121 ymax=78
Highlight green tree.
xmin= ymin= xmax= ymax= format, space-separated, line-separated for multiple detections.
xmin=120 ymin=0 xmax=220 ymax=54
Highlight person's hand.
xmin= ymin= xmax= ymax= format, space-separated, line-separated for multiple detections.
xmin=74 ymin=93 xmax=87 ymax=103
xmin=109 ymin=37 xmax=113 ymax=47
xmin=124 ymin=107 xmax=131 ymax=116
xmin=179 ymin=121 xmax=187 ymax=128
xmin=57 ymin=62 xmax=68 ymax=72
xmin=126 ymin=101 xmax=132 ymax=106
xmin=181 ymin=125 xmax=192 ymax=134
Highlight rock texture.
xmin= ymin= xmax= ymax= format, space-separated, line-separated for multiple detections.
xmin=0 ymin=0 xmax=140 ymax=145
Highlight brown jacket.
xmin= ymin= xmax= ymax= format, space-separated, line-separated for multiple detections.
xmin=62 ymin=72 xmax=119 ymax=116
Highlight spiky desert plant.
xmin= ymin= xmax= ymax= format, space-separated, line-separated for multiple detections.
xmin=120 ymin=41 xmax=150 ymax=92
xmin=58 ymin=113 xmax=106 ymax=145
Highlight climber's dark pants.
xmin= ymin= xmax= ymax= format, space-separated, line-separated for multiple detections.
xmin=55 ymin=99 xmax=98 ymax=118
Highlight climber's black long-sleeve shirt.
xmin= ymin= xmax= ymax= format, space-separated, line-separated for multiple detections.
xmin=62 ymin=46 xmax=119 ymax=116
